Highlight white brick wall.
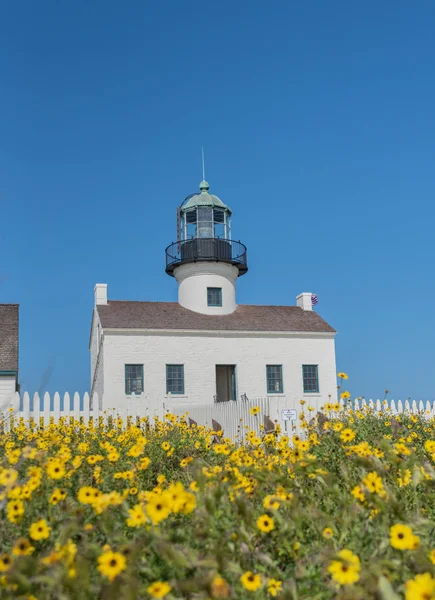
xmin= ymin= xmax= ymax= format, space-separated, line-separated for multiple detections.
xmin=174 ymin=262 xmax=238 ymax=315
xmin=90 ymin=310 xmax=104 ymax=405
xmin=101 ymin=331 xmax=337 ymax=412
xmin=0 ymin=375 xmax=16 ymax=409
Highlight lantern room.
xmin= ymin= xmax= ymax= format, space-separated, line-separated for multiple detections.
xmin=165 ymin=180 xmax=248 ymax=277
xmin=180 ymin=180 xmax=231 ymax=240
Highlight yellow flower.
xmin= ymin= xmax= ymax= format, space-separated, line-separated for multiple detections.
xmin=340 ymin=391 xmax=351 ymax=400
xmin=29 ymin=519 xmax=51 ymax=541
xmin=267 ymin=579 xmax=282 ymax=596
xmin=263 ymin=495 xmax=281 ymax=510
xmin=297 ymin=440 xmax=310 ymax=452
xmin=323 ymin=527 xmax=334 ymax=539
xmin=6 ymin=499 xmax=25 ymax=523
xmin=77 ymin=486 xmax=100 ymax=505
xmin=394 ymin=442 xmax=412 ymax=456
xmin=405 ymin=572 xmax=435 ymax=600
xmin=138 ymin=456 xmax=151 ymax=470
xmin=328 ymin=549 xmax=360 ymax=585
xmin=210 ymin=574 xmax=230 ymax=598
xmin=97 ymin=550 xmax=126 ymax=582
xmin=12 ymin=538 xmax=34 ymax=556
xmin=161 ymin=441 xmax=171 ymax=451
xmin=332 ymin=422 xmax=343 ymax=432
xmin=397 ymin=469 xmax=412 ymax=487
xmin=0 ymin=468 xmax=18 ymax=487
xmin=240 ymin=571 xmax=262 ymax=591
xmin=0 ymin=554 xmax=11 ymax=573
xmin=340 ymin=428 xmax=355 ymax=443
xmin=250 ymin=406 xmax=260 ymax=416
xmin=146 ymin=493 xmax=172 ymax=525
xmin=147 ymin=581 xmax=172 ymax=598
xmin=390 ymin=524 xmax=420 ymax=550
xmin=49 ymin=488 xmax=66 ymax=505
xmin=362 ymin=472 xmax=385 ymax=497
xmin=337 ymin=372 xmax=348 ymax=380
xmin=126 ymin=504 xmax=147 ymax=528
xmin=429 ymin=549 xmax=435 ymax=565
xmin=45 ymin=460 xmax=66 ymax=480
xmin=256 ymin=514 xmax=275 ymax=533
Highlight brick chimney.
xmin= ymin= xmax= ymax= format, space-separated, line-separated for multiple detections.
xmin=296 ymin=292 xmax=312 ymax=311
xmin=94 ymin=284 xmax=108 ymax=306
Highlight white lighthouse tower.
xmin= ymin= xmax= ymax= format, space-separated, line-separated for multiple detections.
xmin=165 ymin=180 xmax=248 ymax=315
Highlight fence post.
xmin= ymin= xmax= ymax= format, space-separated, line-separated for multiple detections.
xmin=43 ymin=392 xmax=50 ymax=427
xmin=53 ymin=392 xmax=61 ymax=424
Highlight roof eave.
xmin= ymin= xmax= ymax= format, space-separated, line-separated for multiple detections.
xmin=102 ymin=327 xmax=336 ymax=337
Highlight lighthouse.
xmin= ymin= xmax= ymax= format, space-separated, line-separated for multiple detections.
xmin=91 ymin=177 xmax=337 ymax=410
xmin=165 ymin=180 xmax=248 ymax=315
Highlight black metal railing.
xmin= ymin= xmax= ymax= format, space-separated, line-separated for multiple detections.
xmin=165 ymin=238 xmax=248 ymax=276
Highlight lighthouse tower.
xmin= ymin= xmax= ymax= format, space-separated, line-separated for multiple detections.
xmin=165 ymin=180 xmax=248 ymax=315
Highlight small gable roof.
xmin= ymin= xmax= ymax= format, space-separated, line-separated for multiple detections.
xmin=0 ymin=304 xmax=19 ymax=371
xmin=97 ymin=301 xmax=335 ymax=334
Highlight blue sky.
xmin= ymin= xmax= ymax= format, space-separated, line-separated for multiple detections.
xmin=1 ymin=1 xmax=434 ymax=401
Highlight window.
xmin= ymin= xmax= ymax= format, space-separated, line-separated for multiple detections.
xmin=266 ymin=365 xmax=283 ymax=394
xmin=207 ymin=287 xmax=222 ymax=307
xmin=166 ymin=364 xmax=185 ymax=395
xmin=125 ymin=364 xmax=143 ymax=395
xmin=302 ymin=365 xmax=319 ymax=393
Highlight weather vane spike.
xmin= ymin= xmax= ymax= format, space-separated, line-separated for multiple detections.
xmin=202 ymin=146 xmax=206 ymax=181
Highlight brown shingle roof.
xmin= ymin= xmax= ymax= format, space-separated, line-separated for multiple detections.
xmin=97 ymin=301 xmax=335 ymax=333
xmin=0 ymin=304 xmax=19 ymax=371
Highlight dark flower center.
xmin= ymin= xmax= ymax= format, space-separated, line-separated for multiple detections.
xmin=248 ymin=575 xmax=255 ymax=582
xmin=109 ymin=559 xmax=118 ymax=567
xmin=398 ymin=533 xmax=404 ymax=539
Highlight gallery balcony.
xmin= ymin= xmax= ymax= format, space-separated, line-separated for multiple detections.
xmin=165 ymin=238 xmax=248 ymax=277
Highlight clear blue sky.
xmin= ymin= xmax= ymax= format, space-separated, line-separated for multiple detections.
xmin=1 ymin=1 xmax=434 ymax=401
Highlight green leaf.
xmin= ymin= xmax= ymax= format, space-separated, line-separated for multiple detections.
xmin=378 ymin=575 xmax=401 ymax=600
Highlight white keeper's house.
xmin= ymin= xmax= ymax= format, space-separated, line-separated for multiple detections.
xmin=0 ymin=304 xmax=19 ymax=407
xmin=89 ymin=180 xmax=337 ymax=410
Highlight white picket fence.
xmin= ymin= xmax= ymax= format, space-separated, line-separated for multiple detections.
xmin=348 ymin=398 xmax=435 ymax=415
xmin=0 ymin=391 xmax=170 ymax=431
xmin=172 ymin=397 xmax=273 ymax=443
xmin=1 ymin=391 xmax=435 ymax=438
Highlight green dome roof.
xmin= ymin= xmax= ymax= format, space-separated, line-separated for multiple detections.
xmin=183 ymin=181 xmax=231 ymax=213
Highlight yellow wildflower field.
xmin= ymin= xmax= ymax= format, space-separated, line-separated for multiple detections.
xmin=1 ymin=400 xmax=435 ymax=599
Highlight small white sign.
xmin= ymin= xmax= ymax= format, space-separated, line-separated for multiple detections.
xmin=281 ymin=408 xmax=297 ymax=421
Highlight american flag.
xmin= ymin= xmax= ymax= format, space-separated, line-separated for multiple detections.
xmin=311 ymin=293 xmax=319 ymax=307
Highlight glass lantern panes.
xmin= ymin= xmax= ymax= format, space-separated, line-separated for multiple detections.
xmin=185 ymin=210 xmax=197 ymax=239
xmin=197 ymin=207 xmax=213 ymax=238
xmin=180 ymin=207 xmax=231 ymax=240
xmin=213 ymin=209 xmax=225 ymax=238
